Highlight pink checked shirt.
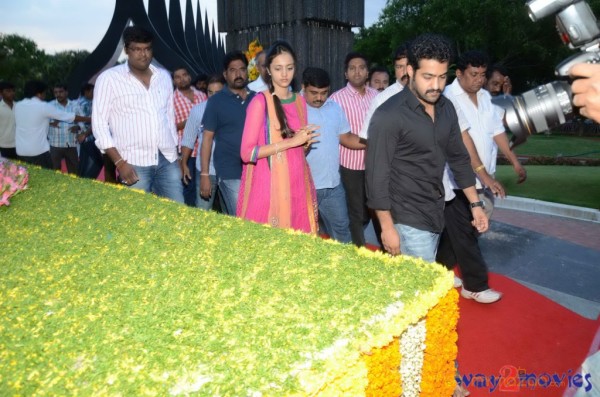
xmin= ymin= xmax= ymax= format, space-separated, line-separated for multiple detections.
xmin=174 ymin=87 xmax=207 ymax=155
xmin=329 ymin=83 xmax=378 ymax=170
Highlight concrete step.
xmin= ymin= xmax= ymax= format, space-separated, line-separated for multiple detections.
xmin=496 ymin=196 xmax=600 ymax=223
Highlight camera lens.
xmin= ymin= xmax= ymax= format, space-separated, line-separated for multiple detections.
xmin=492 ymin=80 xmax=573 ymax=147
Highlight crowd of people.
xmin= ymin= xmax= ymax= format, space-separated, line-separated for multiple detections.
xmin=4 ymin=25 xmax=599 ymax=307
xmin=0 ymin=27 xmax=529 ymax=304
xmin=5 ymin=24 xmax=600 ymax=397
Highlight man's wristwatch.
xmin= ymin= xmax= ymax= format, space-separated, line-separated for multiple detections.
xmin=470 ymin=200 xmax=485 ymax=209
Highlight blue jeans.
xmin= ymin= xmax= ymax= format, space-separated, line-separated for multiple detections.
xmin=78 ymin=137 xmax=103 ymax=179
xmin=316 ymin=184 xmax=352 ymax=243
xmin=394 ymin=223 xmax=440 ymax=263
xmin=182 ymin=155 xmax=198 ymax=207
xmin=217 ymin=177 xmax=240 ymax=216
xmin=128 ymin=152 xmax=184 ymax=203
xmin=195 ymin=173 xmax=217 ymax=210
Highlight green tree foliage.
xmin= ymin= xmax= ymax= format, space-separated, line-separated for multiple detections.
xmin=0 ymin=34 xmax=89 ymax=99
xmin=44 ymin=50 xmax=90 ymax=89
xmin=355 ymin=0 xmax=600 ymax=92
xmin=0 ymin=34 xmax=47 ymax=87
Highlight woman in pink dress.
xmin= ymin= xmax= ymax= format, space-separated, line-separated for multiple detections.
xmin=237 ymin=40 xmax=320 ymax=233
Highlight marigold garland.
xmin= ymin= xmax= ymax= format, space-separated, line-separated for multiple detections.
xmin=245 ymin=38 xmax=263 ymax=82
xmin=419 ymin=289 xmax=460 ymax=397
xmin=362 ymin=337 xmax=402 ymax=397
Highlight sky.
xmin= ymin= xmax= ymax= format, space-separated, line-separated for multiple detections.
xmin=0 ymin=0 xmax=387 ymax=54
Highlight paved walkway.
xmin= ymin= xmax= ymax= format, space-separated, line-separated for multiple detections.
xmin=492 ymin=207 xmax=600 ymax=251
xmin=480 ymin=205 xmax=600 ymax=320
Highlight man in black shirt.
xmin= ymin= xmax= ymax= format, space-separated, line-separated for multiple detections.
xmin=365 ymin=33 xmax=488 ymax=262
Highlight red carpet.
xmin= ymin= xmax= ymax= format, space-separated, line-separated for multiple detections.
xmin=457 ymin=273 xmax=599 ymax=397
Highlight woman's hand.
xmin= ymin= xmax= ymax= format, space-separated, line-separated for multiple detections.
xmin=290 ymin=124 xmax=320 ymax=148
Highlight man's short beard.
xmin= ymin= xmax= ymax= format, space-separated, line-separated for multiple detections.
xmin=409 ymin=78 xmax=440 ymax=105
xmin=231 ymin=79 xmax=247 ymax=89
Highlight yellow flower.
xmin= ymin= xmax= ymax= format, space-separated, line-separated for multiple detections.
xmin=245 ymin=38 xmax=263 ymax=82
xmin=419 ymin=289 xmax=459 ymax=397
xmin=362 ymin=337 xmax=402 ymax=396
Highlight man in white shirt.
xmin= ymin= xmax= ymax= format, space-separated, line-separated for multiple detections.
xmin=92 ymin=26 xmax=183 ymax=203
xmin=438 ymin=50 xmax=526 ymax=304
xmin=444 ymin=50 xmax=526 ymax=216
xmin=0 ymin=81 xmax=17 ymax=159
xmin=367 ymin=66 xmax=390 ymax=92
xmin=247 ymin=50 xmax=268 ymax=93
xmin=485 ymin=64 xmax=512 ymax=97
xmin=15 ymin=80 xmax=87 ymax=169
xmin=360 ymin=42 xmax=409 ymax=139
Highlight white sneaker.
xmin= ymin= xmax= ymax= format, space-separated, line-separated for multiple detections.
xmin=461 ymin=288 xmax=502 ymax=304
xmin=454 ymin=276 xmax=463 ymax=288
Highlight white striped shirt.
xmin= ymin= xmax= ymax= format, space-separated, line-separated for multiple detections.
xmin=359 ymin=81 xmax=403 ymax=138
xmin=330 ymin=83 xmax=378 ymax=170
xmin=92 ymin=63 xmax=178 ymax=166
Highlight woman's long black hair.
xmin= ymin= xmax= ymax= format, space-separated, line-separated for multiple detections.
xmin=264 ymin=40 xmax=297 ymax=139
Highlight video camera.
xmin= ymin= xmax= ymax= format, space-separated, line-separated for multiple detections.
xmin=493 ymin=0 xmax=600 ymax=147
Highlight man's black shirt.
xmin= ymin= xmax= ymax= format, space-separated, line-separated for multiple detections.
xmin=365 ymin=87 xmax=475 ymax=233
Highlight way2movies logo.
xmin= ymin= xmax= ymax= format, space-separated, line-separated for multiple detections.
xmin=456 ymin=365 xmax=593 ymax=393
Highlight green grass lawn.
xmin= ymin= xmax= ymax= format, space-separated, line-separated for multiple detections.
xmin=513 ymin=134 xmax=600 ymax=158
xmin=495 ymin=165 xmax=600 ymax=209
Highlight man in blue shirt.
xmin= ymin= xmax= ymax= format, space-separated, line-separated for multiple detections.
xmin=181 ymin=75 xmax=225 ymax=210
xmin=200 ymin=51 xmax=255 ymax=215
xmin=76 ymin=83 xmax=104 ymax=179
xmin=303 ymin=67 xmax=366 ymax=243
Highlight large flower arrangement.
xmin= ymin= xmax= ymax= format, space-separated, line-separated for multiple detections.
xmin=245 ymin=38 xmax=263 ymax=82
xmin=0 ymin=167 xmax=459 ymax=396
xmin=0 ymin=159 xmax=28 ymax=206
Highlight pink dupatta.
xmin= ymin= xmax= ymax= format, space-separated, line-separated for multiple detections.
xmin=238 ymin=92 xmax=317 ymax=233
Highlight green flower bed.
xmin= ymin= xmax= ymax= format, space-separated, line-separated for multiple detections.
xmin=0 ymin=166 xmax=450 ymax=396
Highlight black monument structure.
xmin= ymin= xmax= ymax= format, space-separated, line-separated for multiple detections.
xmin=217 ymin=0 xmax=364 ymax=90
xmin=67 ymin=0 xmax=225 ymax=99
